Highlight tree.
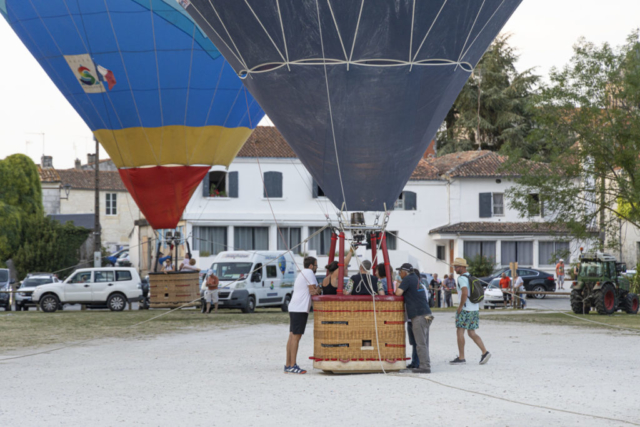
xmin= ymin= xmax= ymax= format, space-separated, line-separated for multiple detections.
xmin=506 ymin=30 xmax=640 ymax=249
xmin=437 ymin=34 xmax=540 ymax=155
xmin=0 ymin=154 xmax=43 ymax=263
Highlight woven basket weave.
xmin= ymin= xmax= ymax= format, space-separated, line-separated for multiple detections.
xmin=149 ymin=271 xmax=200 ymax=308
xmin=312 ymin=296 xmax=405 ymax=361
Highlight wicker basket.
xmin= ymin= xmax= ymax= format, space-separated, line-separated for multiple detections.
xmin=311 ymin=295 xmax=407 ymax=373
xmin=149 ymin=271 xmax=200 ymax=309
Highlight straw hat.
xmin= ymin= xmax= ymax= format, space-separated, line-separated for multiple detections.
xmin=452 ymin=257 xmax=468 ymax=267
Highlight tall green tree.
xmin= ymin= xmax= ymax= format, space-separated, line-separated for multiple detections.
xmin=437 ymin=34 xmax=540 ymax=155
xmin=506 ymin=31 xmax=640 ymax=248
xmin=0 ymin=154 xmax=43 ymax=263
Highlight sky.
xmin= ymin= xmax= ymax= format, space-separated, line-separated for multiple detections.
xmin=0 ymin=0 xmax=639 ymax=169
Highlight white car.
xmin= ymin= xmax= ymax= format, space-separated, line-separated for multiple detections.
xmin=32 ymin=267 xmax=143 ymax=313
xmin=483 ymin=278 xmax=506 ymax=309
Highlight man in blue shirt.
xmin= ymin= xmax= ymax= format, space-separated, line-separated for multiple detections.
xmin=450 ymin=258 xmax=491 ymax=365
xmin=395 ymin=263 xmax=433 ymax=373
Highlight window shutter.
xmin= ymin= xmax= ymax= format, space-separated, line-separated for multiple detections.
xmin=202 ymin=172 xmax=210 ymax=197
xmin=479 ymin=193 xmax=492 ymax=218
xmin=228 ymin=171 xmax=238 ymax=198
xmin=264 ymin=172 xmax=283 ymax=198
xmin=404 ymin=191 xmax=417 ymax=210
xmin=312 ymin=178 xmax=319 ymax=198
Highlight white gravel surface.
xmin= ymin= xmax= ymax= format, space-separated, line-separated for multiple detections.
xmin=2 ymin=311 xmax=639 ymax=427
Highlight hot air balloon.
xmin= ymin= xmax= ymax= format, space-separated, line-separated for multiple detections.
xmin=1 ymin=0 xmax=264 ymax=229
xmin=183 ymin=0 xmax=521 ymax=212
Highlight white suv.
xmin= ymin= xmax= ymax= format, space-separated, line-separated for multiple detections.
xmin=32 ymin=267 xmax=143 ymax=313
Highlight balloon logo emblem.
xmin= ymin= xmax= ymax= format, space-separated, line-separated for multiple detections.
xmin=278 ymin=256 xmax=286 ymax=274
xmin=77 ymin=66 xmax=96 ymax=86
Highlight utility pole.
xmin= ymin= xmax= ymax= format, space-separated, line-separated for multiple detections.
xmin=94 ymin=137 xmax=102 ymax=267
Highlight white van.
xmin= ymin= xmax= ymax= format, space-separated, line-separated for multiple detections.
xmin=205 ymin=251 xmax=297 ymax=313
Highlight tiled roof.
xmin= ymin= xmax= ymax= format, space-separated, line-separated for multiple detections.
xmin=237 ymin=126 xmax=297 ymax=158
xmin=432 ymin=151 xmax=512 ymax=178
xmin=410 ymin=158 xmax=442 ymax=180
xmin=38 ymin=168 xmax=127 ymax=191
xmin=38 ymin=166 xmax=61 ymax=183
xmin=429 ymin=222 xmax=572 ymax=235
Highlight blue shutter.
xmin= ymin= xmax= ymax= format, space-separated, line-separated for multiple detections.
xmin=264 ymin=172 xmax=283 ymax=198
xmin=479 ymin=193 xmax=492 ymax=218
xmin=228 ymin=171 xmax=238 ymax=198
xmin=202 ymin=172 xmax=210 ymax=197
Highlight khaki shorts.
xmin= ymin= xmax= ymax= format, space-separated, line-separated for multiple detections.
xmin=204 ymin=289 xmax=219 ymax=303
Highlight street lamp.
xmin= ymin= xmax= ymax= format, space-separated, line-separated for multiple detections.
xmin=60 ymin=184 xmax=72 ymax=200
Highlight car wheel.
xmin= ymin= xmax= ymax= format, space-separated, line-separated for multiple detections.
xmin=281 ymin=294 xmax=291 ymax=312
xmin=107 ymin=294 xmax=126 ymax=312
xmin=242 ymin=296 xmax=255 ymax=314
xmin=532 ymin=285 xmax=546 ymax=300
xmin=40 ymin=295 xmax=59 ymax=313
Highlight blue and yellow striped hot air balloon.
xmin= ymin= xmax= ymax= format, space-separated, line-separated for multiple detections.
xmin=2 ymin=0 xmax=264 ymax=229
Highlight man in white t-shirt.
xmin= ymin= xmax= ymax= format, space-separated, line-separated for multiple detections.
xmin=285 ymin=257 xmax=319 ymax=374
xmin=449 ymin=258 xmax=491 ymax=366
xmin=514 ymin=275 xmax=526 ymax=309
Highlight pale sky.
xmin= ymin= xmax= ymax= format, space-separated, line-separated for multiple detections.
xmin=1 ymin=0 xmax=638 ymax=169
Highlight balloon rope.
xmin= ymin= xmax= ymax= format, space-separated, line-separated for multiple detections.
xmin=454 ymin=0 xmax=486 ymax=72
xmin=275 ymin=0 xmax=290 ymax=71
xmin=326 ymin=0 xmax=349 ymax=63
xmin=459 ymin=0 xmax=509 ymax=62
xmin=348 ymin=0 xmax=365 ymax=69
xmin=411 ymin=0 xmax=449 ymax=69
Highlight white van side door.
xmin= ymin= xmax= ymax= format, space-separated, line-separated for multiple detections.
xmin=261 ymin=264 xmax=283 ymax=305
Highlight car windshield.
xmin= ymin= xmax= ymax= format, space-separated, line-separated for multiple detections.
xmin=487 ymin=278 xmax=501 ymax=289
xmin=210 ymin=263 xmax=253 ymax=280
xmin=21 ymin=278 xmax=52 ymax=287
xmin=0 ymin=270 xmax=8 ymax=282
xmin=491 ymin=267 xmax=505 ymax=276
xmin=580 ymin=261 xmax=604 ymax=278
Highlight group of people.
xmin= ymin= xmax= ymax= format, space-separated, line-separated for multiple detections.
xmin=499 ymin=271 xmax=527 ymax=308
xmin=285 ymin=256 xmax=491 ymax=375
xmin=428 ymin=273 xmax=456 ymax=308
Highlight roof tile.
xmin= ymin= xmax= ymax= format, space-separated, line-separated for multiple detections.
xmin=429 ymin=222 xmax=572 ymax=235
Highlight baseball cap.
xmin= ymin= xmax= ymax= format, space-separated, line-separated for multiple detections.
xmin=396 ymin=263 xmax=413 ymax=272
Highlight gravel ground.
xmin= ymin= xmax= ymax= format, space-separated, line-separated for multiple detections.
xmin=1 ymin=311 xmax=639 ymax=427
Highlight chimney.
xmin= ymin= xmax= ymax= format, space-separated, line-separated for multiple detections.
xmin=75 ymin=158 xmax=82 ymax=170
xmin=41 ymin=155 xmax=53 ymax=169
xmin=87 ymin=153 xmax=96 ymax=168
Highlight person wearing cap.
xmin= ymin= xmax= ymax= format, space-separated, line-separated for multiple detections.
xmin=556 ymin=259 xmax=566 ymax=290
xmin=395 ymin=263 xmax=432 ymax=374
xmin=203 ymin=269 xmax=219 ymax=314
xmin=450 ymin=258 xmax=490 ymax=366
xmin=345 ymin=260 xmax=384 ymax=296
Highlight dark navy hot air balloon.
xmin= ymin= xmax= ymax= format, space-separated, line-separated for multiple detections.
xmin=1 ymin=0 xmax=264 ymax=229
xmin=183 ymin=0 xmax=522 ymax=211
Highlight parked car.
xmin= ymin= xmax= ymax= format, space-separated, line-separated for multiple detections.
xmin=31 ymin=267 xmax=143 ymax=313
xmin=106 ymin=249 xmax=130 ymax=267
xmin=16 ymin=273 xmax=60 ymax=311
xmin=483 ymin=278 xmax=505 ymax=309
xmin=0 ymin=268 xmax=13 ymax=311
xmin=478 ymin=267 xmax=556 ymax=299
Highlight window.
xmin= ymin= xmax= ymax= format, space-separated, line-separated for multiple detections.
xmin=437 ymin=245 xmax=446 ymax=261
xmin=105 ymin=193 xmax=117 ymax=215
xmin=492 ymin=193 xmax=504 ymax=216
xmin=116 ymin=270 xmax=132 ymax=281
xmin=312 ymin=179 xmax=326 ymax=198
xmin=278 ymin=227 xmax=301 ymax=251
xmin=463 ymin=241 xmax=496 ymax=261
xmin=193 ymin=226 xmax=227 ymax=255
xmin=393 ymin=191 xmax=417 ymax=211
xmin=528 ymin=194 xmax=542 ymax=216
xmin=501 ymin=241 xmax=533 ymax=266
xmin=539 ymin=241 xmax=570 ymax=265
xmin=266 ymin=265 xmax=278 ymax=278
xmin=234 ymin=227 xmax=269 ymax=250
xmin=95 ymin=271 xmax=114 ymax=282
xmin=308 ymin=227 xmax=333 ymax=255
xmin=202 ymin=171 xmax=238 ymax=198
xmin=263 ymin=171 xmax=283 ymax=198
xmin=69 ymin=272 xmax=92 ymax=283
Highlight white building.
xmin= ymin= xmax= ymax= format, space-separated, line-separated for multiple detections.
xmin=132 ymin=127 xmax=581 ymax=277
xmin=38 ymin=155 xmax=140 ymax=253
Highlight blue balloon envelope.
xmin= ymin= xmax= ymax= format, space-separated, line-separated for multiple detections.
xmin=183 ymin=0 xmax=522 ymax=211
xmin=2 ymin=0 xmax=264 ymax=228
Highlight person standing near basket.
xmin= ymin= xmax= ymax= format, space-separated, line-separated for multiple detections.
xmin=285 ymin=257 xmax=319 ymax=374
xmin=204 ymin=270 xmax=219 ymax=314
xmin=450 ymin=258 xmax=491 ymax=366
xmin=443 ymin=274 xmax=455 ymax=308
xmin=395 ymin=263 xmax=433 ymax=374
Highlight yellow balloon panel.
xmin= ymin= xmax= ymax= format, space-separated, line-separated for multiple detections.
xmin=94 ymin=125 xmax=253 ymax=168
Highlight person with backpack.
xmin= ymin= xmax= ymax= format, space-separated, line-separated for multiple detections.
xmin=450 ymin=258 xmax=491 ymax=366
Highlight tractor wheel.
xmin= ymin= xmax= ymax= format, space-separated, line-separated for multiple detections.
xmin=621 ymin=293 xmax=639 ymax=314
xmin=595 ymin=284 xmax=617 ymax=315
xmin=570 ymin=289 xmax=587 ymax=314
